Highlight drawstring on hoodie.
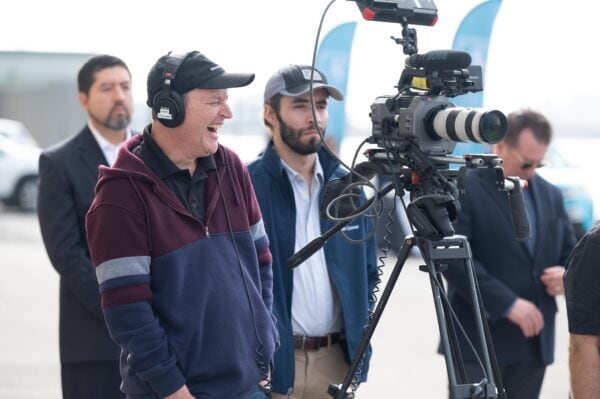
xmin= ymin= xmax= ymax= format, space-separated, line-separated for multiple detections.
xmin=222 ymin=147 xmax=241 ymax=206
xmin=128 ymin=176 xmax=153 ymax=253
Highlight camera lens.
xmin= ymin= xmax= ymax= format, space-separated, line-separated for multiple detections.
xmin=479 ymin=110 xmax=507 ymax=143
xmin=428 ymin=107 xmax=507 ymax=144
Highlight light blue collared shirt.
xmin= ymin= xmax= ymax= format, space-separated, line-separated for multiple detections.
xmin=281 ymin=157 xmax=342 ymax=337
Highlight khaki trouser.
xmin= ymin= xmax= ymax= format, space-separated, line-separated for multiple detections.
xmin=272 ymin=342 xmax=348 ymax=399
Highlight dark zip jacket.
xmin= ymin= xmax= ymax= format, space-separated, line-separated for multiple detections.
xmin=86 ymin=134 xmax=278 ymax=399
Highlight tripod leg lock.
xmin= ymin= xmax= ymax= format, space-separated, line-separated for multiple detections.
xmin=450 ymin=380 xmax=498 ymax=398
xmin=327 ymin=383 xmax=354 ymax=399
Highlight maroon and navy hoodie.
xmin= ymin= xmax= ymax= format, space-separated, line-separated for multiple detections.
xmin=86 ymin=134 xmax=278 ymax=399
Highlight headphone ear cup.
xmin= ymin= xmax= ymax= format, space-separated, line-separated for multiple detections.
xmin=152 ymin=89 xmax=185 ymax=128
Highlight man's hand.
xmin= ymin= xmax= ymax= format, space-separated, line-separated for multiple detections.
xmin=507 ymin=298 xmax=544 ymax=337
xmin=540 ymin=265 xmax=566 ymax=296
xmin=165 ymin=385 xmax=195 ymax=399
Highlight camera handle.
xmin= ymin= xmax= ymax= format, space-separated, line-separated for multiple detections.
xmin=328 ymin=233 xmax=506 ymax=399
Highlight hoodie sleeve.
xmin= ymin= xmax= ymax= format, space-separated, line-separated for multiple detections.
xmin=251 ymin=217 xmax=273 ymax=310
xmin=240 ymin=163 xmax=274 ymax=310
xmin=86 ymin=180 xmax=185 ymax=398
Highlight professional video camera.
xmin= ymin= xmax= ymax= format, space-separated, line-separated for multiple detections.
xmin=337 ymin=0 xmax=521 ymax=244
xmin=354 ymin=0 xmax=507 ymax=156
xmin=288 ymin=1 xmax=531 ymax=398
xmin=370 ymin=51 xmax=507 ymax=155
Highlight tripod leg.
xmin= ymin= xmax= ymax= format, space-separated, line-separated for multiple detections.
xmin=460 ymin=247 xmax=507 ymax=399
xmin=467 ymin=258 xmax=508 ymax=399
xmin=328 ymin=235 xmax=416 ymax=399
xmin=419 ymin=236 xmax=500 ymax=399
xmin=420 ymin=247 xmax=462 ymax=394
xmin=432 ymin=270 xmax=470 ymax=385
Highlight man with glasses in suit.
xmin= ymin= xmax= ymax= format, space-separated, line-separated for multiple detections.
xmin=442 ymin=108 xmax=576 ymax=399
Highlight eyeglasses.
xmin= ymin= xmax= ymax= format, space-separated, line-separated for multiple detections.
xmin=513 ymin=149 xmax=545 ymax=170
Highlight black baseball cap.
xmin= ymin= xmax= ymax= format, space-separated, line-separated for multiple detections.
xmin=263 ymin=64 xmax=343 ymax=103
xmin=147 ymin=51 xmax=255 ymax=107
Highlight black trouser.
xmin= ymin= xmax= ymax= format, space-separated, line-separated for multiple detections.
xmin=456 ymin=351 xmax=546 ymax=399
xmin=61 ymin=360 xmax=124 ymax=399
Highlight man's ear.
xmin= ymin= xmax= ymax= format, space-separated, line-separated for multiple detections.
xmin=263 ymin=104 xmax=278 ymax=127
xmin=78 ymin=92 xmax=88 ymax=108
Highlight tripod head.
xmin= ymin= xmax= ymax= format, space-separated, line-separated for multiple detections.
xmin=288 ymin=141 xmax=531 ymax=270
xmin=326 ymin=143 xmax=529 ymax=243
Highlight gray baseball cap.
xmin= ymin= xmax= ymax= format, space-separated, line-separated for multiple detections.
xmin=263 ymin=64 xmax=343 ymax=103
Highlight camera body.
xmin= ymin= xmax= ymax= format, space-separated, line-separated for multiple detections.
xmin=367 ymin=54 xmax=507 ymax=156
xmin=369 ymin=91 xmax=508 ymax=156
xmin=370 ymin=94 xmax=455 ymax=155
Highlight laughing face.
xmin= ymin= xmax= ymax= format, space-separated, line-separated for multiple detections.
xmin=181 ymin=88 xmax=233 ymax=157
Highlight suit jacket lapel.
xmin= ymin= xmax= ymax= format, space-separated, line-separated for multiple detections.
xmin=76 ymin=126 xmax=108 ymax=180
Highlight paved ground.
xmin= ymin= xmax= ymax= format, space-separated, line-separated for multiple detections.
xmin=0 ymin=207 xmax=571 ymax=398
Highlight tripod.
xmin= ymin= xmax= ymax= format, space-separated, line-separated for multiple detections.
xmin=327 ymin=230 xmax=504 ymax=398
xmin=326 ymin=149 xmax=516 ymax=398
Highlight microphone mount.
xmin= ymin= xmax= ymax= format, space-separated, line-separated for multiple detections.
xmin=391 ymin=17 xmax=419 ymax=55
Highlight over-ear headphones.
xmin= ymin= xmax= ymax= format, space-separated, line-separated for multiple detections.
xmin=152 ymin=51 xmax=192 ymax=128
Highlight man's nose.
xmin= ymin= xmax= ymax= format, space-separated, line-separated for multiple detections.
xmin=113 ymin=86 xmax=127 ymax=101
xmin=221 ymin=102 xmax=233 ymax=119
xmin=308 ymin=110 xmax=322 ymax=125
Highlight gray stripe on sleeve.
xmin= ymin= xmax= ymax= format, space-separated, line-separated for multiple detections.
xmin=95 ymin=256 xmax=151 ymax=285
xmin=251 ymin=219 xmax=267 ymax=242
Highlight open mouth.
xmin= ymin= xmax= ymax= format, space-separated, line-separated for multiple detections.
xmin=207 ymin=124 xmax=218 ymax=133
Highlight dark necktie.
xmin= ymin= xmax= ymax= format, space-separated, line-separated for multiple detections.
xmin=523 ymin=187 xmax=536 ymax=255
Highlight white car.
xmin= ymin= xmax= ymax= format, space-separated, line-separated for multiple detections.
xmin=0 ymin=118 xmax=39 ymax=147
xmin=0 ymin=135 xmax=40 ymax=211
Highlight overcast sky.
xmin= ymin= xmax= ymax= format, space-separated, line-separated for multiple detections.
xmin=3 ymin=0 xmax=599 ymax=134
xmin=2 ymin=0 xmax=479 ymax=93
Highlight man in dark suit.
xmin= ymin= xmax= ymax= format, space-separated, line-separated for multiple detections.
xmin=37 ymin=54 xmax=133 ymax=399
xmin=443 ymin=109 xmax=576 ymax=399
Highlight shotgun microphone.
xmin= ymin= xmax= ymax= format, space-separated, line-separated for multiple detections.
xmin=406 ymin=50 xmax=472 ymax=71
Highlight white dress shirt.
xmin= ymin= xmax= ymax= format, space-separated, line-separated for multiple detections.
xmin=88 ymin=121 xmax=132 ymax=167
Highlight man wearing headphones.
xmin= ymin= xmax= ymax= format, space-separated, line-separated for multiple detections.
xmin=85 ymin=51 xmax=278 ymax=399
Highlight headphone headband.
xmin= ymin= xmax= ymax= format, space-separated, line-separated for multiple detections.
xmin=160 ymin=51 xmax=192 ymax=89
